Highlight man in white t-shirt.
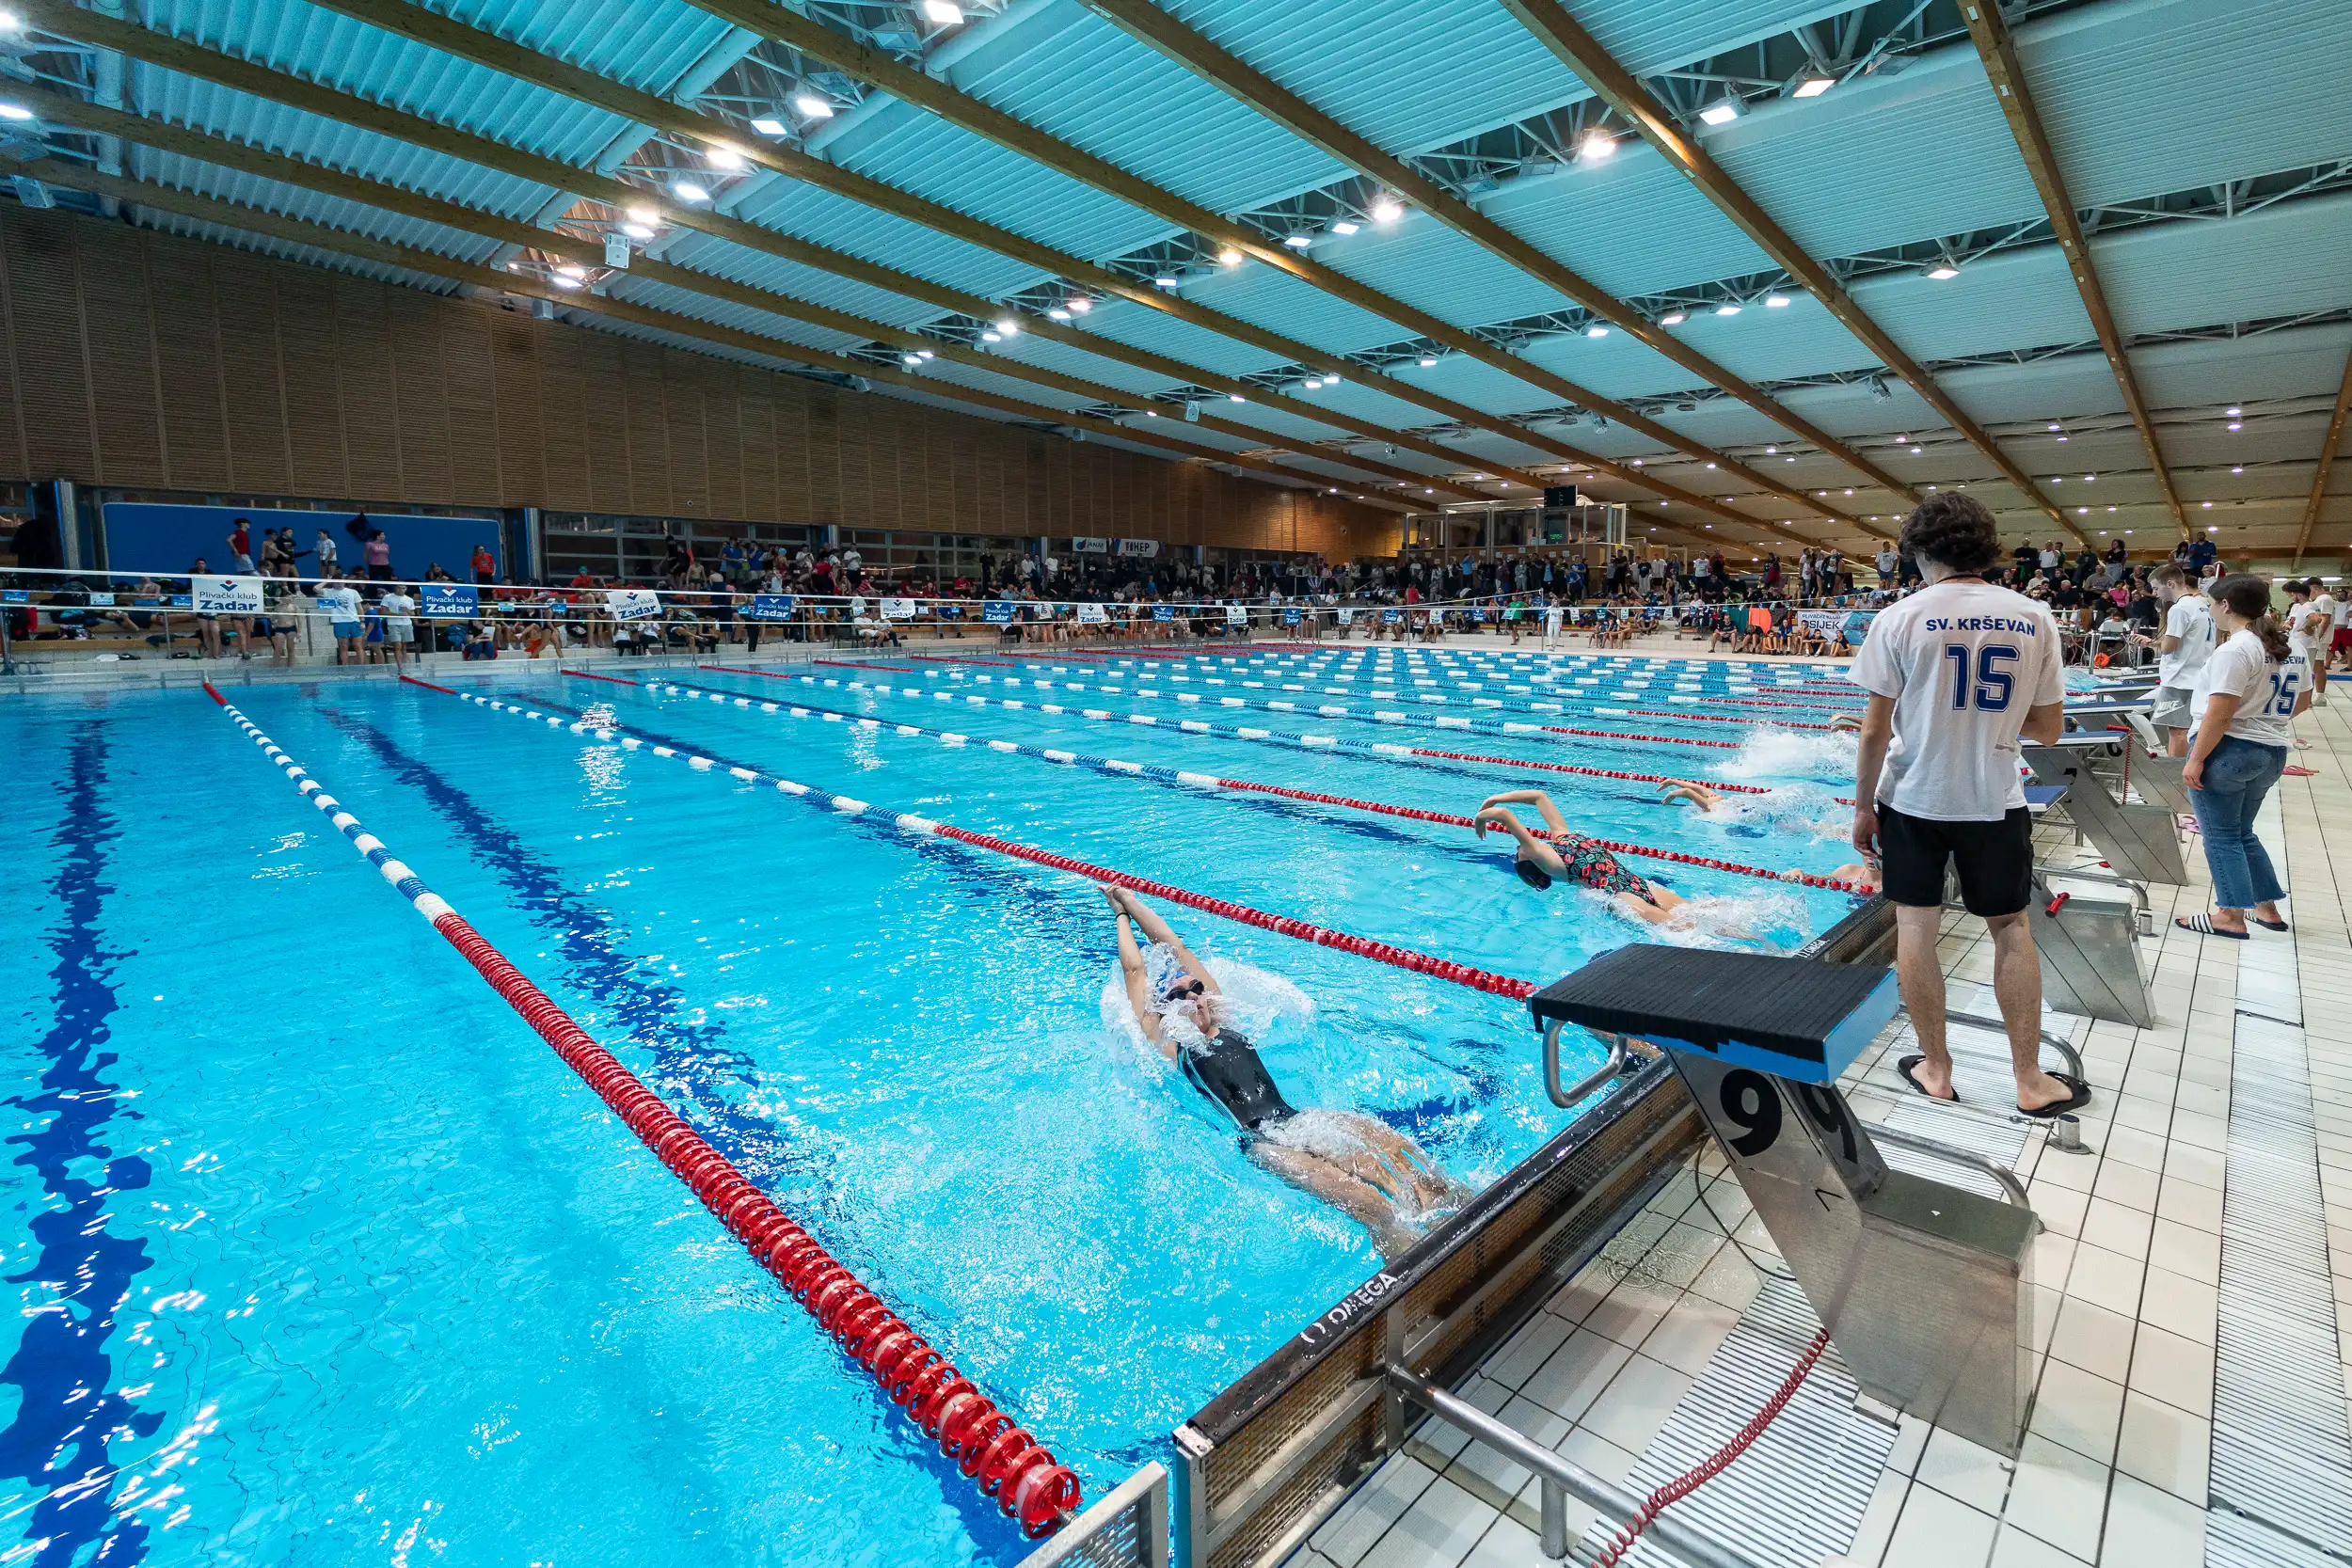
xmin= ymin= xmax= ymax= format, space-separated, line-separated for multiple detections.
xmin=1850 ymin=494 xmax=2084 ymax=1117
xmin=1874 ymin=546 xmax=1899 ymax=587
xmin=2143 ymin=563 xmax=2214 ymax=755
xmin=2292 ymin=578 xmax=2335 ymax=703
xmin=378 ymin=586 xmax=416 ymax=668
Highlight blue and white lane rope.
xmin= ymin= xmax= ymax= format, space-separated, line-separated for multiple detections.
xmin=701 ymin=667 xmax=1749 ymax=752
xmin=416 ymin=684 xmax=1537 ymax=999
xmin=667 ymin=670 xmax=1766 ymax=792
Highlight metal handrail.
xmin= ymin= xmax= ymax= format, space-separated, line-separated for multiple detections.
xmin=1942 ymin=1011 xmax=2088 ymax=1083
xmin=1544 ymin=1022 xmax=1629 ymax=1108
xmin=1385 ymin=1366 xmax=1773 ymax=1568
xmin=1866 ymin=1122 xmax=2032 ymax=1209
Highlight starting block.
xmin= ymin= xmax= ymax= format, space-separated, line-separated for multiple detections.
xmin=1532 ymin=946 xmax=2039 ymax=1456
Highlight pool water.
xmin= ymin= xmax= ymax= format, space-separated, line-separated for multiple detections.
xmin=0 ymin=648 xmax=1866 ymax=1567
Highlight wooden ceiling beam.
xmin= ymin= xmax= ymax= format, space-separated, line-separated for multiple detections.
xmin=2292 ymin=344 xmax=2352 ymax=567
xmin=1498 ymin=0 xmax=2091 ymax=548
xmin=1959 ymin=0 xmax=2186 ymax=538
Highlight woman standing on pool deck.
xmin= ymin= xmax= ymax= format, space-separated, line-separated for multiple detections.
xmin=1100 ymin=885 xmax=1459 ymax=1257
xmin=2175 ymin=575 xmax=2310 ymax=939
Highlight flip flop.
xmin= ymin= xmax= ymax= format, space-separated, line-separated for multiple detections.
xmin=1896 ymin=1053 xmax=1960 ymax=1102
xmin=2019 ymin=1073 xmax=2093 ymax=1120
xmin=2284 ymin=765 xmax=2317 ymax=777
xmin=2174 ymin=913 xmax=2249 ymax=940
xmin=2252 ymin=916 xmax=2290 ymax=932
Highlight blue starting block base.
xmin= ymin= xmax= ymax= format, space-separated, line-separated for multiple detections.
xmin=1528 ymin=945 xmax=1899 ymax=1086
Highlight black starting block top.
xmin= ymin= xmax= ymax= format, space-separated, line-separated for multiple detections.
xmin=1530 ymin=945 xmax=1899 ymax=1085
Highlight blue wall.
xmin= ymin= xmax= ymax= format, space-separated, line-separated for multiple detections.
xmin=103 ymin=504 xmax=501 ymax=580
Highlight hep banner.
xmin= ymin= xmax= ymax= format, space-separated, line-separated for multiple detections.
xmin=421 ymin=583 xmax=479 ymax=619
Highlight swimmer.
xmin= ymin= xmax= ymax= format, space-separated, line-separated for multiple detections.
xmin=1101 ymin=885 xmax=1461 ymax=1257
xmin=1658 ymin=780 xmax=1726 ymax=813
xmin=1470 ymin=789 xmax=1692 ymax=927
xmin=1785 ymin=860 xmax=1883 ymax=893
xmin=1827 ymin=713 xmax=1862 ymax=733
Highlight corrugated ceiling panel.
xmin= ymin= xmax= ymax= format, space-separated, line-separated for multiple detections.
xmin=988 ymin=331 xmax=1188 ymax=401
xmin=655 ymin=228 xmax=950 ymax=331
xmin=434 ymin=0 xmax=739 ymax=95
xmin=133 ymin=205 xmax=465 ymax=293
xmin=131 ymin=65 xmax=563 ymax=219
xmin=2100 ymin=193 xmax=2352 ymax=336
xmin=126 ymin=146 xmax=512 ymax=262
xmin=1645 ymin=294 xmax=1883 ymax=387
xmin=725 ymin=178 xmax=1046 ymax=301
xmin=1286 ymin=376 xmax=1480 ymax=436
xmin=912 ymin=356 xmax=1097 ymax=412
xmin=1158 ymin=0 xmax=1856 ymax=158
xmin=1071 ymin=298 xmax=1294 ymax=380
xmin=605 ymin=274 xmax=875 ymax=356
xmin=2136 ymin=325 xmax=2352 ymax=412
xmin=1479 ymin=154 xmax=1775 ymax=300
xmin=2028 ymin=0 xmax=2352 ymax=211
xmin=1170 ymin=260 xmax=1432 ymax=355
xmin=149 ymin=1 xmax=632 ymax=164
xmin=1852 ymin=245 xmax=2094 ymax=366
xmin=818 ymin=110 xmax=1178 ymax=262
xmin=946 ymin=0 xmax=1346 ymax=216
xmin=1311 ymin=214 xmax=1578 ymax=327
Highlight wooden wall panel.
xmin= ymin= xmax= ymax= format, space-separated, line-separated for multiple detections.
xmin=78 ymin=235 xmax=167 ymax=489
xmin=0 ymin=206 xmax=1401 ymax=560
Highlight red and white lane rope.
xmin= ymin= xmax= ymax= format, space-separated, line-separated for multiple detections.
xmin=690 ymin=666 xmax=1778 ymax=794
xmin=204 ymin=682 xmax=1083 ymax=1537
xmin=424 ymin=681 xmax=1538 ymax=1001
xmin=642 ymin=680 xmax=1867 ymax=895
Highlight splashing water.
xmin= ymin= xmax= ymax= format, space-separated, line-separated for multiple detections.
xmin=1647 ymin=888 xmax=1816 ymax=950
xmin=1716 ymin=726 xmax=1860 ymax=784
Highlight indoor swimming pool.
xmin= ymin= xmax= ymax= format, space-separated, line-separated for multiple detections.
xmin=0 ymin=649 xmax=1870 ymax=1568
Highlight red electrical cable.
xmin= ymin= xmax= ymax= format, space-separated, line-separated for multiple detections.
xmin=1589 ymin=1327 xmax=1832 ymax=1568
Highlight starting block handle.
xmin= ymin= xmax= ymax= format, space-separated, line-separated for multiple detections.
xmin=1544 ymin=1022 xmax=1630 ymax=1108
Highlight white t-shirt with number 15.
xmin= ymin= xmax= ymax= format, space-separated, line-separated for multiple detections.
xmin=2194 ymin=626 xmax=2307 ymax=748
xmin=1848 ymin=578 xmax=2065 ymax=821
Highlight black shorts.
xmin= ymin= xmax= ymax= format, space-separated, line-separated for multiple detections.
xmin=1874 ymin=802 xmax=2034 ymax=918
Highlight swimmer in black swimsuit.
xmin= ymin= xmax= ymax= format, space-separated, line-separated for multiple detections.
xmin=1102 ymin=886 xmax=1459 ymax=1257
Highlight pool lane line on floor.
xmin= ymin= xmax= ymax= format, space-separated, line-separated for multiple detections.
xmin=683 ymin=666 xmax=1788 ymax=796
xmin=419 ymin=679 xmax=1537 ymax=1001
xmin=0 ymin=723 xmax=166 ymax=1566
xmin=637 ymin=680 xmax=1867 ymax=895
xmin=205 ymin=683 xmax=1086 ymax=1539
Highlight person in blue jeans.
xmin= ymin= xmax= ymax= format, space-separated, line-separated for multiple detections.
xmin=2176 ymin=575 xmax=2312 ymax=939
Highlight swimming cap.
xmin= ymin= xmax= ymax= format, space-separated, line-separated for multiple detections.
xmin=1515 ymin=858 xmax=1553 ymax=891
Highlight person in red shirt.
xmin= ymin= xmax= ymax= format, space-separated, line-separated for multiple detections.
xmin=471 ymin=543 xmax=496 ymax=585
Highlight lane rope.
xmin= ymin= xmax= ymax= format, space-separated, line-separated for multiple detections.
xmin=690 ymin=666 xmax=1780 ymax=794
xmin=212 ymin=679 xmax=1084 ymax=1537
xmin=643 ymin=681 xmax=1866 ymax=895
xmin=421 ymin=681 xmax=1538 ymax=1000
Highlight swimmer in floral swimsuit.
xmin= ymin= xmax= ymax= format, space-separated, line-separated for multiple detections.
xmin=1470 ymin=789 xmax=1692 ymax=927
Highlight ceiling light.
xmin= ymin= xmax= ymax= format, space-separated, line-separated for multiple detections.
xmin=1786 ymin=455 xmax=1796 ymax=462
xmin=706 ymin=146 xmax=746 ymax=171
xmin=921 ymin=0 xmax=964 ymax=22
xmin=1419 ymin=356 xmax=1438 ymax=367
xmin=1145 ymin=410 xmax=1156 ymax=417
xmin=1631 ymin=458 xmax=1644 ymax=467
xmin=2227 ymin=420 xmax=2242 ymax=431
xmin=0 ymin=11 xmax=20 ymax=31
xmin=626 ymin=203 xmax=660 ymax=225
xmin=1700 ymin=100 xmax=1742 ymax=126
xmin=917 ymin=349 xmax=934 ymax=359
xmin=1843 ymin=488 xmax=1854 ymax=496
xmin=1047 ymin=308 xmax=1072 ymax=322
xmin=902 ymin=355 xmax=922 ymax=367
xmin=1327 ymin=372 xmax=1345 ymax=383
xmin=620 ymin=222 xmax=655 ymax=241
xmin=1714 ymin=303 xmax=1740 ymax=316
xmin=551 ymin=275 xmax=582 ymax=290
xmin=2047 ymin=421 xmax=2062 ymax=432
xmin=2083 ymin=473 xmax=2094 ymax=481
xmin=1793 ymin=75 xmax=1836 ymax=98
xmin=1765 ymin=293 xmax=1792 ymax=309
xmin=1300 ymin=378 xmax=1321 ymax=391
xmin=1925 ymin=263 xmax=1960 ymax=280
xmin=2202 ymin=501 xmax=2213 ymax=508
xmin=993 ymin=318 xmax=1018 ymax=336
xmin=1229 ymin=393 xmax=1245 ymax=403
xmin=2077 ymin=506 xmax=2089 ymax=515
xmin=1911 ymin=446 xmax=1923 ymax=454
xmin=0 ymin=103 xmax=32 ymax=122
xmin=2226 ymin=405 xmax=2242 ymax=416
xmin=1659 ymin=310 xmax=1687 ymax=326
xmin=2055 ymin=434 xmax=2069 ymax=442
xmin=751 ymin=117 xmax=787 ymax=136
xmin=981 ymin=330 xmax=1002 ymax=342
xmin=1067 ymin=297 xmax=1090 ymax=313
xmin=1217 ymin=247 xmax=1243 ymax=265
xmin=1586 ymin=325 xmax=1609 ymax=338
xmin=1372 ymin=198 xmax=1404 ymax=224
xmin=1331 ymin=220 xmax=1359 ymax=236
xmin=1281 ymin=232 xmax=1312 ymax=248
xmin=2232 ymin=465 xmax=2245 ymax=474
xmin=792 ymin=93 xmax=835 ymax=119
xmin=1579 ymin=131 xmax=1617 ymax=161
xmin=675 ymin=181 xmax=711 ymax=203
xmin=554 ymin=263 xmax=588 ymax=280
xmin=1153 ymin=274 xmax=1180 ymax=288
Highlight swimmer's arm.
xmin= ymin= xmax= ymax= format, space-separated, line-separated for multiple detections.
xmin=1115 ymin=890 xmax=1219 ymax=995
xmin=1110 ymin=910 xmax=1173 ymax=1057
xmin=1474 ymin=790 xmax=1566 ymax=832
